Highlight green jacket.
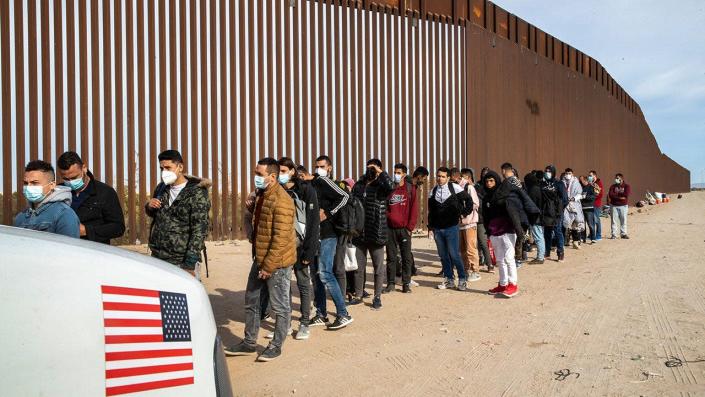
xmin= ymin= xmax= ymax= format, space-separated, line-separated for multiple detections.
xmin=146 ymin=176 xmax=211 ymax=270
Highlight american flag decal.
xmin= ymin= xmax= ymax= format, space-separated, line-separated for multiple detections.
xmin=101 ymin=285 xmax=194 ymax=396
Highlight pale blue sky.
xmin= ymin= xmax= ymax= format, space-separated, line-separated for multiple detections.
xmin=494 ymin=0 xmax=705 ymax=185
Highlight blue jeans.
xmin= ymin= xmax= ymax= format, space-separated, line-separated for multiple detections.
xmin=593 ymin=206 xmax=602 ymax=240
xmin=313 ymin=238 xmax=348 ymax=318
xmin=530 ymin=224 xmax=545 ymax=260
xmin=544 ymin=222 xmax=564 ymax=255
xmin=434 ymin=225 xmax=467 ymax=281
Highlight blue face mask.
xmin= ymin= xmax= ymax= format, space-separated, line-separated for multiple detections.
xmin=23 ymin=185 xmax=47 ymax=203
xmin=545 ymin=172 xmax=552 ymax=180
xmin=278 ymin=173 xmax=291 ymax=185
xmin=65 ymin=176 xmax=85 ymax=191
xmin=587 ymin=176 xmax=594 ymax=183
xmin=254 ymin=175 xmax=267 ymax=190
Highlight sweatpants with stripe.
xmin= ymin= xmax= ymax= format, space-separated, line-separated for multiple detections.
xmin=490 ymin=233 xmax=518 ymax=286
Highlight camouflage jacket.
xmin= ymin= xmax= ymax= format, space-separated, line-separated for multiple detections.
xmin=146 ymin=176 xmax=211 ymax=270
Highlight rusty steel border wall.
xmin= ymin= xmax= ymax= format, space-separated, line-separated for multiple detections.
xmin=0 ymin=0 xmax=690 ymax=244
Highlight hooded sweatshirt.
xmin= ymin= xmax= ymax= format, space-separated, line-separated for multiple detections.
xmin=14 ymin=185 xmax=80 ymax=238
xmin=481 ymin=170 xmax=514 ymax=237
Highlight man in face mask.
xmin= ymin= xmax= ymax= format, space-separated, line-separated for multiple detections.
xmin=14 ymin=160 xmax=80 ymax=237
xmin=385 ymin=163 xmax=418 ymax=294
xmin=225 ymin=157 xmax=297 ymax=362
xmin=540 ymin=164 xmax=569 ymax=262
xmin=145 ymin=150 xmax=211 ymax=278
xmin=57 ymin=151 xmax=125 ymax=244
xmin=588 ymin=170 xmax=604 ymax=241
xmin=608 ymin=173 xmax=631 ymax=239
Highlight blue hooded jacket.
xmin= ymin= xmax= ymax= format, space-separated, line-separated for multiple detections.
xmin=14 ymin=185 xmax=80 ymax=238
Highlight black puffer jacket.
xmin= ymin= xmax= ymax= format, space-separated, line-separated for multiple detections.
xmin=524 ymin=171 xmax=544 ymax=226
xmin=352 ymin=172 xmax=394 ymax=246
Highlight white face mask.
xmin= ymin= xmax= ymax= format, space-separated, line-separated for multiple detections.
xmin=564 ymin=174 xmax=573 ymax=181
xmin=161 ymin=170 xmax=178 ymax=185
xmin=316 ymin=168 xmax=328 ymax=178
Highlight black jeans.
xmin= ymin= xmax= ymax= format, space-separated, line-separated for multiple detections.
xmin=386 ymin=228 xmax=414 ymax=286
xmin=244 ymin=262 xmax=292 ymax=349
xmin=477 ymin=223 xmax=491 ymax=267
xmin=354 ymin=242 xmax=386 ymax=298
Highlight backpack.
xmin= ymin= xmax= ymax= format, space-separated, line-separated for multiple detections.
xmin=290 ymin=191 xmax=307 ymax=247
xmin=334 ymin=194 xmax=366 ymax=237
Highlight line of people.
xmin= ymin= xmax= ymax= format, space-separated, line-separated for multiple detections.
xmin=12 ymin=151 xmax=631 ymax=364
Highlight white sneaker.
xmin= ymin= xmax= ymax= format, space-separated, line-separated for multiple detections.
xmin=409 ymin=279 xmax=419 ymax=287
xmin=265 ymin=327 xmax=293 ymax=339
xmin=437 ymin=278 xmax=454 ymax=290
xmin=572 ymin=241 xmax=580 ymax=250
xmin=467 ymin=272 xmax=482 ymax=282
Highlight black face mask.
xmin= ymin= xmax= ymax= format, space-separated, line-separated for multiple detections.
xmin=365 ymin=168 xmax=377 ymax=181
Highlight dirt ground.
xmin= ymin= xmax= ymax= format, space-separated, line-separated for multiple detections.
xmin=131 ymin=191 xmax=705 ymax=396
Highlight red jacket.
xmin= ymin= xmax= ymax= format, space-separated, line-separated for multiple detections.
xmin=594 ymin=179 xmax=604 ymax=207
xmin=608 ymin=182 xmax=631 ymax=207
xmin=387 ymin=182 xmax=418 ymax=231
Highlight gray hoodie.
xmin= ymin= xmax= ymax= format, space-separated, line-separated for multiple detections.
xmin=13 ymin=185 xmax=80 ymax=238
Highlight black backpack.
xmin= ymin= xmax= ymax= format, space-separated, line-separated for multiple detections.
xmin=334 ymin=195 xmax=365 ymax=237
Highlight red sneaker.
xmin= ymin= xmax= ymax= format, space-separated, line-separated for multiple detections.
xmin=488 ymin=283 xmax=506 ymax=295
xmin=501 ymin=283 xmax=519 ymax=298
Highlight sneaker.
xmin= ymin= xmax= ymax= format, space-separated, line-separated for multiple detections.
xmin=436 ymin=269 xmax=445 ymax=276
xmin=347 ymin=297 xmax=363 ymax=306
xmin=372 ymin=296 xmax=382 ymax=310
xmin=528 ymin=259 xmax=544 ymax=265
xmin=621 ymin=234 xmax=630 ymax=239
xmin=327 ymin=315 xmax=354 ymax=330
xmin=557 ymin=252 xmax=565 ymax=263
xmin=572 ymin=241 xmax=580 ymax=250
xmin=409 ymin=279 xmax=420 ymax=287
xmin=488 ymin=283 xmax=506 ymax=295
xmin=223 ymin=341 xmax=257 ymax=357
xmin=467 ymin=272 xmax=482 ymax=282
xmin=264 ymin=327 xmax=293 ymax=339
xmin=294 ymin=324 xmax=310 ymax=340
xmin=402 ymin=284 xmax=411 ymax=293
xmin=362 ymin=291 xmax=371 ymax=299
xmin=595 ymin=238 xmax=602 ymax=242
xmin=516 ymin=260 xmax=524 ymax=269
xmin=457 ymin=280 xmax=467 ymax=291
xmin=437 ymin=278 xmax=454 ymax=290
xmin=501 ymin=283 xmax=519 ymax=298
xmin=309 ymin=315 xmax=329 ymax=327
xmin=486 ymin=265 xmax=496 ymax=274
xmin=256 ymin=345 xmax=281 ymax=362
xmin=610 ymin=236 xmax=617 ymax=240
xmin=382 ymin=284 xmax=395 ymax=294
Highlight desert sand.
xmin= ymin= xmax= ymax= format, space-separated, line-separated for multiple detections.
xmin=131 ymin=191 xmax=705 ymax=396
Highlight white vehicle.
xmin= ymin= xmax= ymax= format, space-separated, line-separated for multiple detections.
xmin=0 ymin=225 xmax=233 ymax=397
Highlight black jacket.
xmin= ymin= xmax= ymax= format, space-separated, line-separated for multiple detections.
xmin=428 ymin=182 xmax=472 ymax=230
xmin=524 ymin=172 xmax=544 ymax=225
xmin=352 ymin=171 xmax=394 ymax=246
xmin=285 ymin=179 xmax=320 ymax=263
xmin=72 ymin=172 xmax=125 ymax=244
xmin=312 ymin=175 xmax=349 ymax=239
xmin=539 ymin=165 xmax=569 ymax=227
xmin=581 ymin=184 xmax=596 ymax=210
xmin=474 ymin=183 xmax=486 ymax=223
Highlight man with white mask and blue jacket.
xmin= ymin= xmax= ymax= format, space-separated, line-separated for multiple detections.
xmin=14 ymin=160 xmax=80 ymax=238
